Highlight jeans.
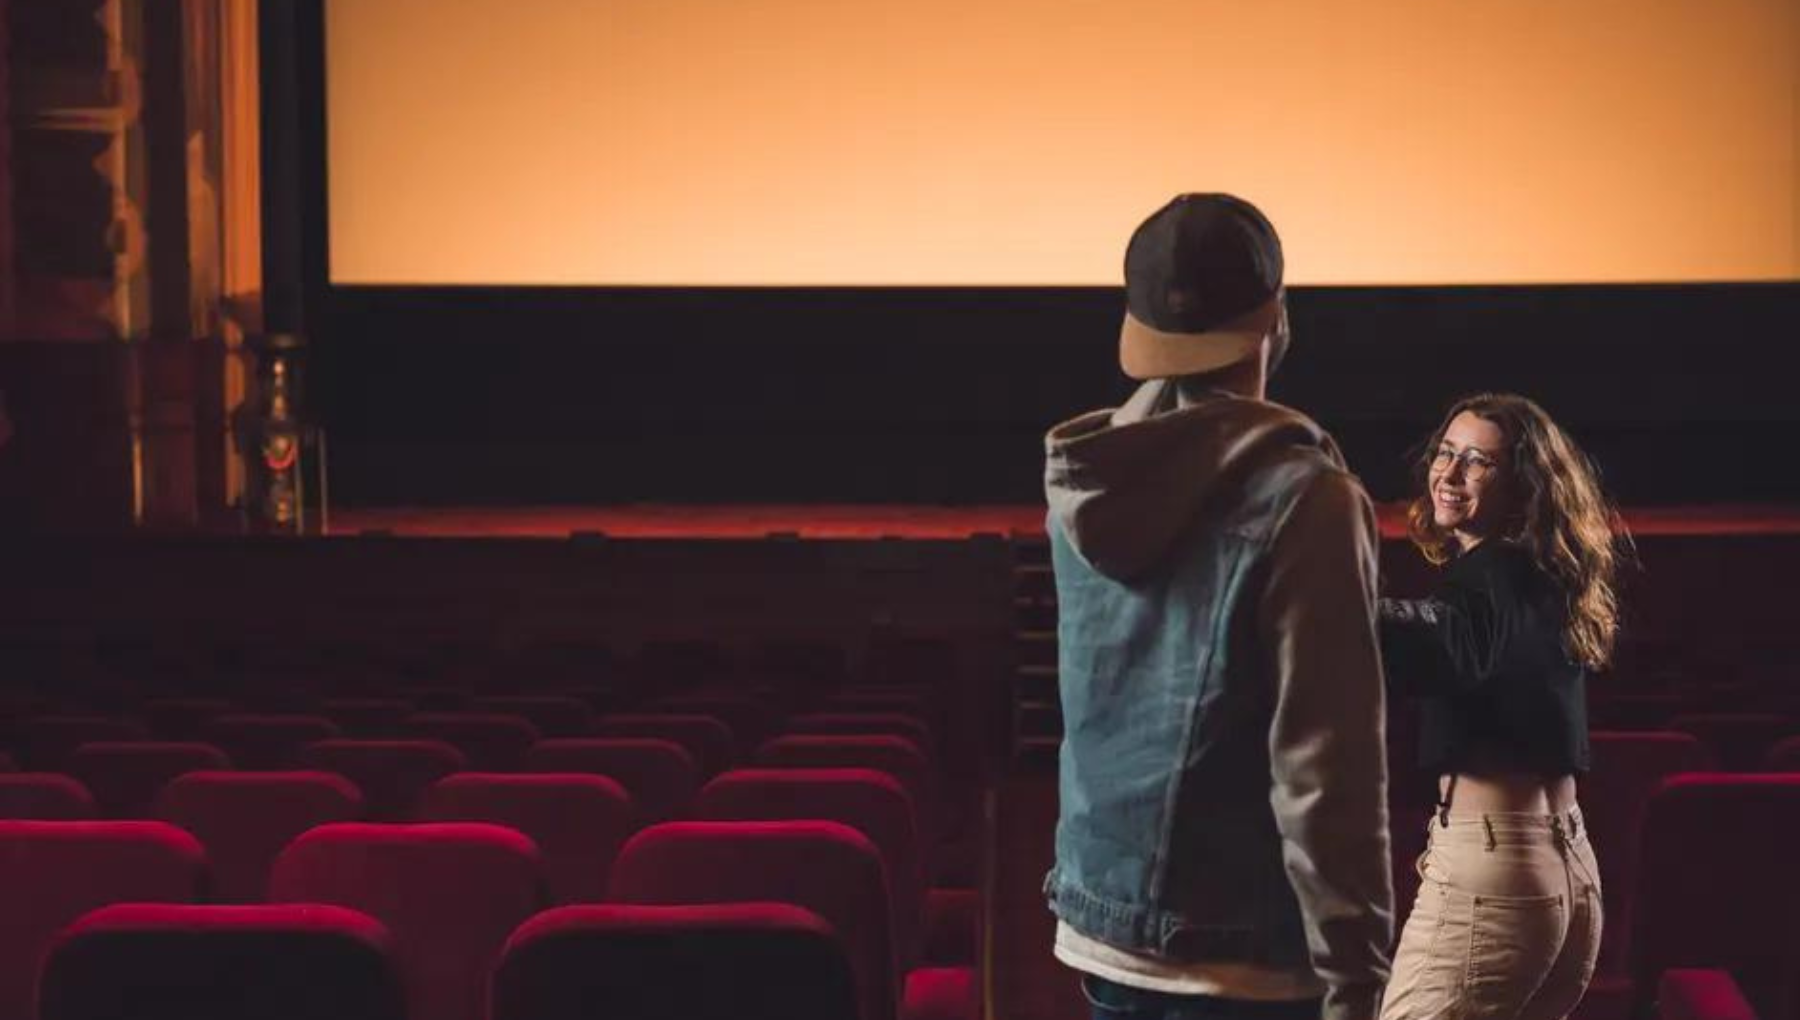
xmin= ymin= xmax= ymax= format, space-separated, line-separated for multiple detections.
xmin=1380 ymin=808 xmax=1603 ymax=1020
xmin=1083 ymin=975 xmax=1323 ymax=1020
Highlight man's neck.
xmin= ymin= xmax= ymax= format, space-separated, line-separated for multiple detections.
xmin=1174 ymin=354 xmax=1267 ymax=405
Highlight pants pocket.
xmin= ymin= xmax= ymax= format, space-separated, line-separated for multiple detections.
xmin=1464 ymin=892 xmax=1568 ymax=1020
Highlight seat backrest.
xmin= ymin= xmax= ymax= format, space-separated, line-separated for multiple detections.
xmin=1584 ymin=731 xmax=1716 ymax=977
xmin=299 ymin=739 xmax=467 ymax=820
xmin=1588 ymin=694 xmax=1688 ymax=732
xmin=1668 ymin=714 xmax=1794 ymax=772
xmin=754 ymin=735 xmax=935 ymax=846
xmin=1767 ymin=735 xmax=1800 ymax=772
xmin=696 ymin=768 xmax=923 ymax=965
xmin=269 ymin=822 xmax=547 ymax=1020
xmin=402 ymin=713 xmax=542 ymax=771
xmin=140 ymin=699 xmax=234 ymax=741
xmin=470 ymin=697 xmax=596 ymax=738
xmin=784 ymin=713 xmax=935 ymax=759
xmin=523 ymin=738 xmax=700 ymax=822
xmin=418 ymin=773 xmax=636 ymax=904
xmin=16 ymin=717 xmax=151 ymax=771
xmin=0 ymin=821 xmax=206 ymax=1020
xmin=37 ymin=903 xmax=405 ymax=1020
xmin=492 ymin=902 xmax=860 ymax=1020
xmin=1656 ymin=969 xmax=1762 ymax=1020
xmin=0 ymin=773 xmax=96 ymax=820
xmin=594 ymin=714 xmax=736 ymax=777
xmin=151 ymin=771 xmax=364 ymax=903
xmin=66 ymin=741 xmax=233 ymax=817
xmin=320 ymin=699 xmax=416 ymax=739
xmin=609 ymin=820 xmax=895 ymax=1020
xmin=204 ymin=715 xmax=343 ymax=770
xmin=1629 ymin=773 xmax=1800 ymax=1020
xmin=824 ymin=690 xmax=944 ymax=744
xmin=647 ymin=694 xmax=779 ymax=749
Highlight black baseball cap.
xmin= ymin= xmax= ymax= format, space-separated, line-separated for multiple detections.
xmin=1119 ymin=193 xmax=1285 ymax=380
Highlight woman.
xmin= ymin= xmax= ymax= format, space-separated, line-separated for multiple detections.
xmin=1378 ymin=393 xmax=1627 ymax=1020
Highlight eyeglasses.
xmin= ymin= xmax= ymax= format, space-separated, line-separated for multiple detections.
xmin=1429 ymin=446 xmax=1502 ymax=481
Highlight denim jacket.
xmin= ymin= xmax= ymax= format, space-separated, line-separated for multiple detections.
xmin=1044 ymin=382 xmax=1393 ymax=1020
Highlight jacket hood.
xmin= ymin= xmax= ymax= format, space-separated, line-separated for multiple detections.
xmin=1044 ymin=380 xmax=1341 ymax=580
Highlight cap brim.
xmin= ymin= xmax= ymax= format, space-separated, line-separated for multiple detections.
xmin=1118 ymin=298 xmax=1277 ymax=380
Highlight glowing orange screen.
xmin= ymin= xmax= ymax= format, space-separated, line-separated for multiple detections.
xmin=326 ymin=0 xmax=1800 ymax=285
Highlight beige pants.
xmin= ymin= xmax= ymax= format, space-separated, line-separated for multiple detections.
xmin=1380 ymin=808 xmax=1603 ymax=1020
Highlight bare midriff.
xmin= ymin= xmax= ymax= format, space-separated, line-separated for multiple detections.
xmin=1438 ymin=770 xmax=1579 ymax=817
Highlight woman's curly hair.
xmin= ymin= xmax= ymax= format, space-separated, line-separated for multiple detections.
xmin=1406 ymin=393 xmax=1632 ymax=670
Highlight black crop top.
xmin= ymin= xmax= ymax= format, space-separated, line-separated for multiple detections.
xmin=1378 ymin=539 xmax=1591 ymax=779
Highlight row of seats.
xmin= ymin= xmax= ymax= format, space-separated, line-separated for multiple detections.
xmin=0 ymin=720 xmax=932 ymax=807
xmin=3 ymin=816 xmax=974 ymax=1020
xmin=13 ymin=768 xmax=1792 ymax=1020
xmin=0 ymin=688 xmax=982 ymax=873
xmin=1 ymin=686 xmax=982 ymax=1020
xmin=1 ymin=695 xmax=940 ymax=770
xmin=0 ymin=741 xmax=957 ymax=892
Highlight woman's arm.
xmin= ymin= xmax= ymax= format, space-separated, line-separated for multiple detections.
xmin=1378 ymin=583 xmax=1505 ymax=696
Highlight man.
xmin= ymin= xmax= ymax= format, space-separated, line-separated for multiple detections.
xmin=1044 ymin=193 xmax=1393 ymax=1020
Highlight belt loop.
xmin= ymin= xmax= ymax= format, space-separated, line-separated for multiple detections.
xmin=1568 ymin=810 xmax=1581 ymax=841
xmin=1482 ymin=815 xmax=1497 ymax=851
xmin=1550 ymin=813 xmax=1568 ymax=854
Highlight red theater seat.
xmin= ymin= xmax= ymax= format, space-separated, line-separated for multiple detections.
xmin=492 ymin=903 xmax=860 ymax=1020
xmin=648 ymin=693 xmax=779 ymax=749
xmin=785 ymin=712 xmax=937 ymax=760
xmin=1658 ymin=970 xmax=1761 ymax=1020
xmin=595 ymin=714 xmax=737 ymax=776
xmin=16 ymin=716 xmax=151 ymax=771
xmin=522 ymin=738 xmax=700 ymax=822
xmin=609 ymin=820 xmax=896 ymax=1020
xmin=36 ymin=903 xmax=405 ymax=1020
xmin=755 ymin=735 xmax=938 ymax=853
xmin=471 ymin=696 xmax=596 ymax=737
xmin=1589 ymin=694 xmax=1689 ymax=732
xmin=1669 ymin=714 xmax=1793 ymax=772
xmin=152 ymin=771 xmax=364 ymax=903
xmin=1767 ymin=736 xmax=1800 ymax=772
xmin=695 ymin=768 xmax=932 ymax=966
xmin=321 ymin=698 xmax=416 ymax=738
xmin=418 ymin=773 xmax=636 ymax=904
xmin=1583 ymin=731 xmax=1716 ymax=978
xmin=141 ymin=699 xmax=234 ymax=741
xmin=204 ymin=714 xmax=343 ymax=770
xmin=0 ymin=821 xmax=206 ymax=1020
xmin=299 ymin=739 xmax=466 ymax=820
xmin=826 ymin=690 xmax=946 ymax=746
xmin=396 ymin=686 xmax=475 ymax=712
xmin=67 ymin=741 xmax=232 ymax=817
xmin=269 ymin=822 xmax=547 ymax=1020
xmin=1629 ymin=774 xmax=1800 ymax=1020
xmin=700 ymin=764 xmax=978 ymax=1010
xmin=403 ymin=712 xmax=541 ymax=770
xmin=0 ymin=774 xmax=95 ymax=819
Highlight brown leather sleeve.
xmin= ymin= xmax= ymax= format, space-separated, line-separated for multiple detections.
xmin=1260 ymin=469 xmax=1395 ymax=1020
